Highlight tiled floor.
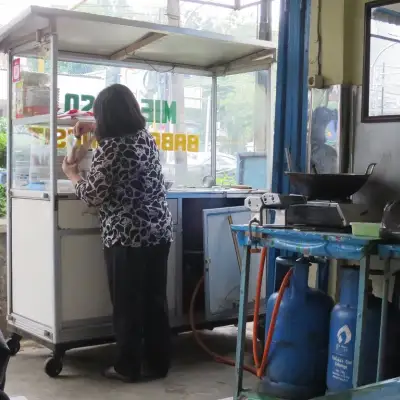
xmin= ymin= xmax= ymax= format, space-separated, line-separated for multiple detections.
xmin=5 ymin=326 xmax=257 ymax=400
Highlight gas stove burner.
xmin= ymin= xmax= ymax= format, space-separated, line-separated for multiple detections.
xmin=286 ymin=202 xmax=382 ymax=230
xmin=291 ymin=225 xmax=351 ymax=233
xmin=311 ymin=198 xmax=353 ymax=204
xmin=261 ymin=224 xmax=351 ymax=234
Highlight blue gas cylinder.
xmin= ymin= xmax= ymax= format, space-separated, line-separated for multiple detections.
xmin=326 ymin=267 xmax=393 ymax=392
xmin=259 ymin=257 xmax=334 ymax=400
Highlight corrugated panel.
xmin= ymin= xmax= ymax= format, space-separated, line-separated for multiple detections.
xmin=0 ymin=6 xmax=275 ymax=74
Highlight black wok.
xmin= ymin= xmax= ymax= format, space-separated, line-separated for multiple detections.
xmin=285 ymin=163 xmax=376 ymax=201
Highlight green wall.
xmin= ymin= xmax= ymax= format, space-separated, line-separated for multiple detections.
xmin=309 ymin=0 xmax=369 ymax=86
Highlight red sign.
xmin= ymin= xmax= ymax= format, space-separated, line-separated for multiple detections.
xmin=12 ymin=58 xmax=20 ymax=83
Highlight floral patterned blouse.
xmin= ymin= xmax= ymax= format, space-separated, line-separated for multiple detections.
xmin=75 ymin=129 xmax=173 ymax=248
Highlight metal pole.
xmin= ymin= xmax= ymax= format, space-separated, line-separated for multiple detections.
xmin=167 ymin=0 xmax=188 ymax=184
xmin=49 ymin=30 xmax=59 ymax=343
xmin=210 ymin=74 xmax=217 ymax=179
xmin=6 ymin=51 xmax=13 ymax=317
xmin=234 ymin=245 xmax=252 ymax=400
xmin=376 ymin=258 xmax=390 ymax=382
xmin=50 ymin=32 xmax=58 ymax=207
xmin=380 ymin=63 xmax=385 ymax=115
xmin=352 ymin=256 xmax=370 ymax=388
xmin=257 ymin=0 xmax=272 ymax=188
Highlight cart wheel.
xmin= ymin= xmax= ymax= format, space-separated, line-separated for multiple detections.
xmin=0 ymin=390 xmax=10 ymax=400
xmin=6 ymin=338 xmax=20 ymax=356
xmin=44 ymin=357 xmax=63 ymax=378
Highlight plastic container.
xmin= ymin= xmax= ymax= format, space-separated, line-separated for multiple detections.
xmin=259 ymin=257 xmax=334 ymax=400
xmin=350 ymin=222 xmax=381 ymax=238
xmin=66 ymin=132 xmax=94 ymax=178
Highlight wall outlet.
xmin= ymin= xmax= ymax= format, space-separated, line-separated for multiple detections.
xmin=308 ymin=74 xmax=324 ymax=88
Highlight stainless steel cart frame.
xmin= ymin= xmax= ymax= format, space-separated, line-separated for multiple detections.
xmin=0 ymin=6 xmax=276 ymax=377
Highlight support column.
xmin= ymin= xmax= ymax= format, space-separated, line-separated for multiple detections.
xmin=268 ymin=0 xmax=311 ymax=298
xmin=272 ymin=0 xmax=311 ymax=193
xmin=167 ymin=0 xmax=188 ymax=184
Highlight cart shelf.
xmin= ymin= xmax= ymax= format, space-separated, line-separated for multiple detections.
xmin=0 ymin=6 xmax=276 ymax=76
xmin=12 ymin=115 xmax=94 ymax=126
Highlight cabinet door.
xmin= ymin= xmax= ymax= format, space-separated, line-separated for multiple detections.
xmin=61 ymin=234 xmax=112 ymax=323
xmin=203 ymin=206 xmax=266 ymax=321
xmin=61 ymin=231 xmax=179 ymax=323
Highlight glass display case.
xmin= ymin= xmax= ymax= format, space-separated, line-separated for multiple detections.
xmin=9 ymin=58 xmax=270 ymax=191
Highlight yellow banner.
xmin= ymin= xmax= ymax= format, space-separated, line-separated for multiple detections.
xmin=27 ymin=126 xmax=200 ymax=152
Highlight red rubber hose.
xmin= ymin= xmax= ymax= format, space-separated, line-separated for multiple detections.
xmin=189 ymin=248 xmax=293 ymax=378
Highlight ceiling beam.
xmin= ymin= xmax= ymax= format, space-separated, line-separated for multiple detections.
xmin=240 ymin=1 xmax=262 ymax=10
xmin=180 ymin=0 xmax=235 ymax=10
xmin=69 ymin=0 xmax=89 ymax=11
xmin=110 ymin=32 xmax=166 ymax=61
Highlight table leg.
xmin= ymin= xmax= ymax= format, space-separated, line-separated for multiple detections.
xmin=234 ymin=245 xmax=252 ymax=400
xmin=317 ymin=257 xmax=329 ymax=294
xmin=376 ymin=258 xmax=390 ymax=382
xmin=352 ymin=256 xmax=370 ymax=388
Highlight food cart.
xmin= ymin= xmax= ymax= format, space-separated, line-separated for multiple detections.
xmin=0 ymin=6 xmax=276 ymax=377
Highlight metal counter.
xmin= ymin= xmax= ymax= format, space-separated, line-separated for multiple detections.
xmin=230 ymin=226 xmax=384 ymax=394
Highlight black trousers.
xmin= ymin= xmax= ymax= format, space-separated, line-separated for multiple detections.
xmin=103 ymin=242 xmax=171 ymax=378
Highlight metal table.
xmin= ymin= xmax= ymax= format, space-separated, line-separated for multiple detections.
xmin=376 ymin=244 xmax=400 ymax=382
xmin=314 ymin=378 xmax=400 ymax=399
xmin=237 ymin=378 xmax=400 ymax=400
xmin=230 ymin=225 xmax=386 ymax=399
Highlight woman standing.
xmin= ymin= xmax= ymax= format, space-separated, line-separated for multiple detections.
xmin=62 ymin=84 xmax=173 ymax=382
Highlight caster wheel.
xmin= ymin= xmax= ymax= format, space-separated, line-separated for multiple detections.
xmin=6 ymin=338 xmax=20 ymax=356
xmin=44 ymin=357 xmax=63 ymax=378
xmin=0 ymin=391 xmax=10 ymax=400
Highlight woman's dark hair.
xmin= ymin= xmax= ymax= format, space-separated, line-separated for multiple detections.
xmin=93 ymin=84 xmax=146 ymax=140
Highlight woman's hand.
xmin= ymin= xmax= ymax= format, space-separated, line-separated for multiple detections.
xmin=62 ymin=157 xmax=81 ymax=184
xmin=73 ymin=120 xmax=96 ymax=138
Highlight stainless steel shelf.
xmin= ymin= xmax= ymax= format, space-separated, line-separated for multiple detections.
xmin=12 ymin=115 xmax=94 ymax=126
xmin=12 ymin=115 xmax=50 ymax=126
xmin=0 ymin=6 xmax=276 ymax=76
